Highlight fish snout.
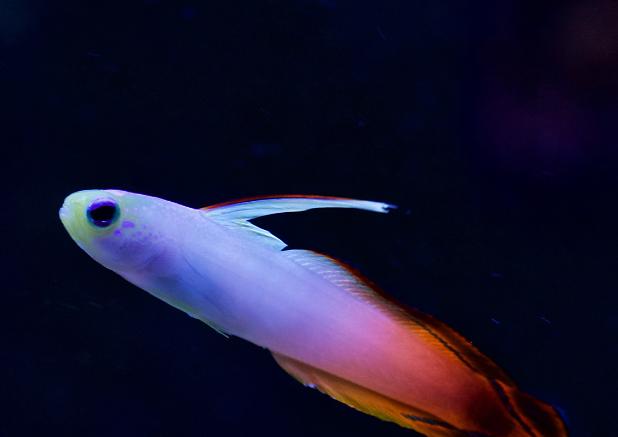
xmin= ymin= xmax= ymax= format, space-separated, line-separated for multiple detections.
xmin=59 ymin=190 xmax=115 ymax=245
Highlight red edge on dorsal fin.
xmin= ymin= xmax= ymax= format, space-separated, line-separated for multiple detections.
xmin=201 ymin=194 xmax=357 ymax=210
xmin=310 ymin=251 xmax=516 ymax=385
xmin=282 ymin=250 xmax=569 ymax=436
xmin=303 ymin=251 xmax=569 ymax=436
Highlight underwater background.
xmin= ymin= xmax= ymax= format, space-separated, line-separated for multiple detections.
xmin=2 ymin=1 xmax=617 ymax=436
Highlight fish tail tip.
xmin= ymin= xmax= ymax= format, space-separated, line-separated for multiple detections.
xmin=496 ymin=381 xmax=569 ymax=437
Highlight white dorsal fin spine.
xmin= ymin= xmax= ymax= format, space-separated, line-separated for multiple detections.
xmin=201 ymin=195 xmax=395 ymax=251
xmin=202 ymin=195 xmax=395 ymax=221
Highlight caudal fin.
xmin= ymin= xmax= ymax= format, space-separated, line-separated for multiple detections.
xmin=493 ymin=380 xmax=568 ymax=437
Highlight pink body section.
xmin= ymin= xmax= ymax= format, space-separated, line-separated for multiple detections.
xmin=173 ymin=224 xmax=511 ymax=433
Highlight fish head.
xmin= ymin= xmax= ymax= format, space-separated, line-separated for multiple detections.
xmin=59 ymin=189 xmax=170 ymax=273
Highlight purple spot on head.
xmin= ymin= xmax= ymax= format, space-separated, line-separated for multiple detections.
xmin=114 ymin=229 xmax=122 ymax=236
xmin=122 ymin=220 xmax=135 ymax=228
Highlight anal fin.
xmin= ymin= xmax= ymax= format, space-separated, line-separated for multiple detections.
xmin=272 ymin=352 xmax=482 ymax=437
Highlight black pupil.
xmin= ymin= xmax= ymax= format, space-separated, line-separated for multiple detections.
xmin=88 ymin=202 xmax=117 ymax=227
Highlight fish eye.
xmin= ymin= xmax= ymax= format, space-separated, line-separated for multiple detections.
xmin=87 ymin=200 xmax=119 ymax=228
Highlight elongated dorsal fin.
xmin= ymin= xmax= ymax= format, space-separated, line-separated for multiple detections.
xmin=201 ymin=195 xmax=395 ymax=250
xmin=282 ymin=249 xmax=514 ymax=385
xmin=202 ymin=194 xmax=395 ymax=220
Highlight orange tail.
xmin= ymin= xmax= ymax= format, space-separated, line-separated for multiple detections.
xmin=275 ymin=250 xmax=568 ymax=436
xmin=492 ymin=380 xmax=568 ymax=437
xmin=274 ymin=351 xmax=567 ymax=436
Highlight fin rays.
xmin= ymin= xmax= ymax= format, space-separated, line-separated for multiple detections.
xmin=272 ymin=352 xmax=481 ymax=437
xmin=280 ymin=249 xmax=568 ymax=437
xmin=282 ymin=249 xmax=514 ymax=385
xmin=201 ymin=194 xmax=394 ymax=251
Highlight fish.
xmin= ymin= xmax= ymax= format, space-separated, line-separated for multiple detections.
xmin=59 ymin=189 xmax=568 ymax=437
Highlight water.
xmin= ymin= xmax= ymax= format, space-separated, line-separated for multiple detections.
xmin=3 ymin=1 xmax=617 ymax=436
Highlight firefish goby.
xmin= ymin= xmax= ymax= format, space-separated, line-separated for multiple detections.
xmin=59 ymin=189 xmax=568 ymax=437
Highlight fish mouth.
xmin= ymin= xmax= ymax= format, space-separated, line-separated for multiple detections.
xmin=59 ymin=204 xmax=69 ymax=221
xmin=59 ymin=195 xmax=76 ymax=228
xmin=59 ymin=200 xmax=76 ymax=238
xmin=59 ymin=197 xmax=88 ymax=250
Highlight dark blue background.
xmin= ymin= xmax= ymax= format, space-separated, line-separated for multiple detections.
xmin=3 ymin=1 xmax=617 ymax=436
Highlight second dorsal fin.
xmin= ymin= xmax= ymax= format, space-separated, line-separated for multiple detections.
xmin=282 ymin=249 xmax=515 ymax=385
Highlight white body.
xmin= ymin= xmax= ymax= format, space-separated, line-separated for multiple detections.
xmin=120 ymin=207 xmax=494 ymax=426
xmin=60 ymin=190 xmax=566 ymax=436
